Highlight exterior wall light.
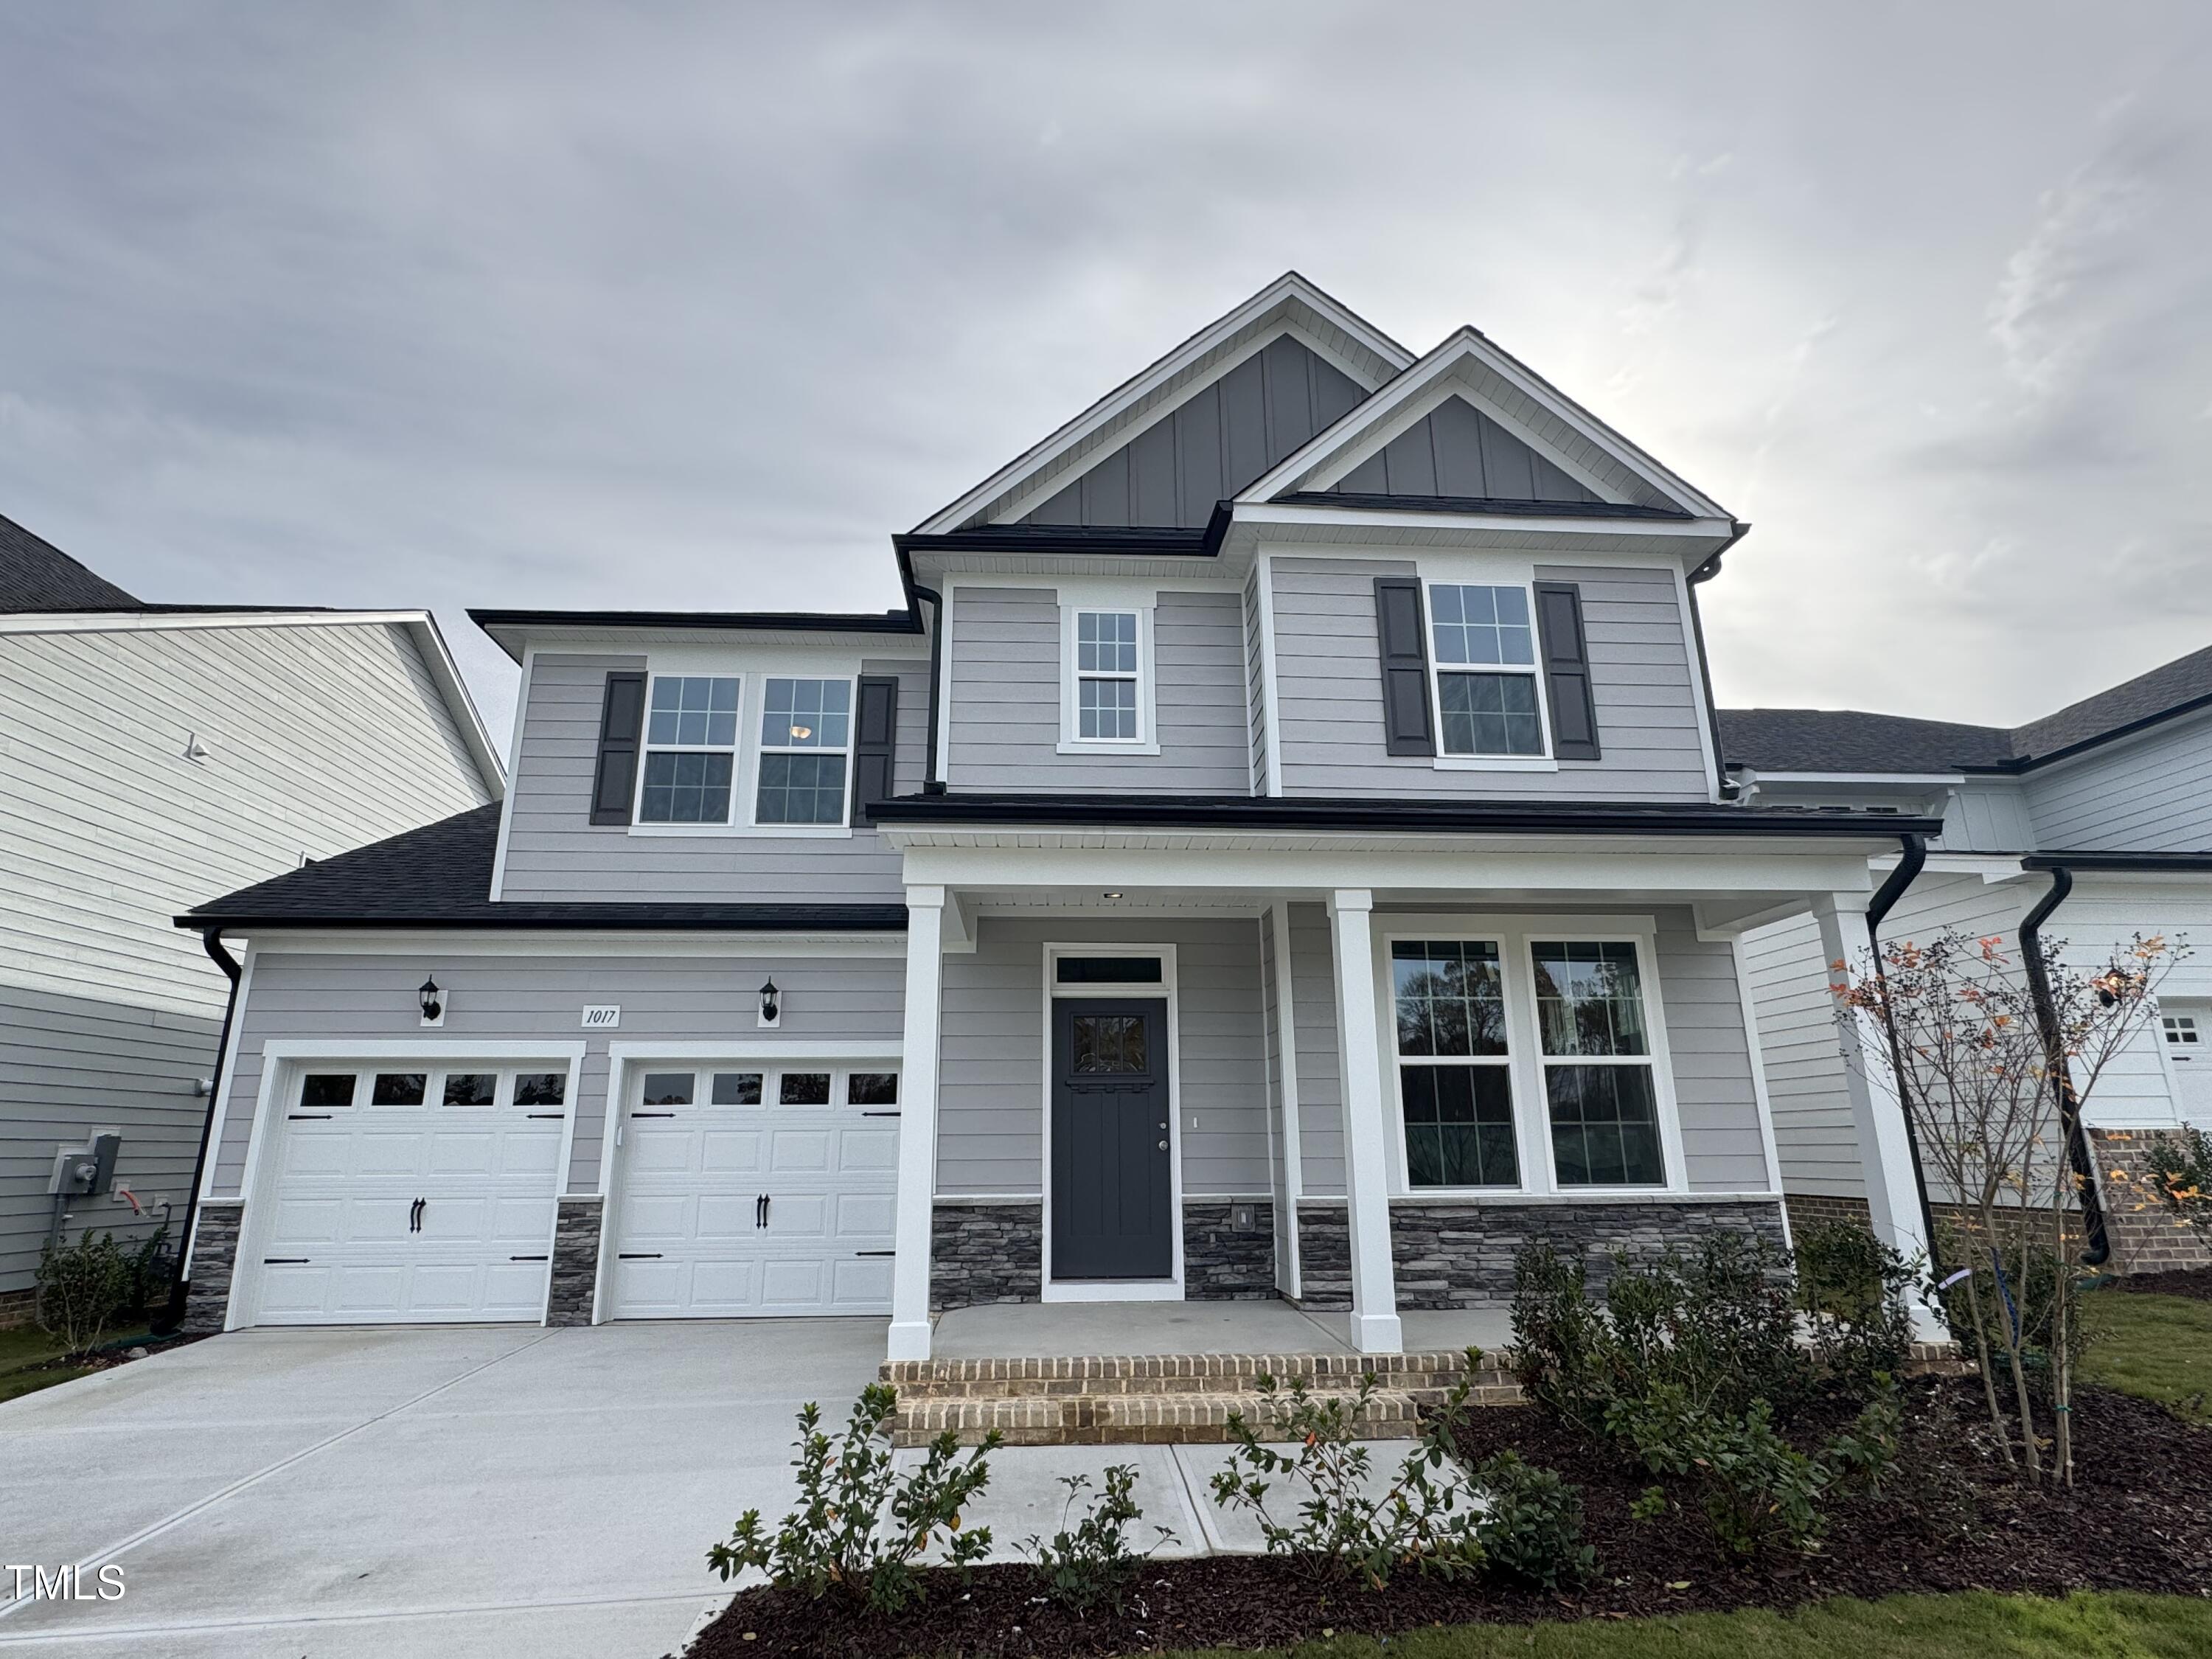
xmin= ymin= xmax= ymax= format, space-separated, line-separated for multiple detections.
xmin=758 ymin=978 xmax=781 ymax=1029
xmin=419 ymin=975 xmax=445 ymax=1027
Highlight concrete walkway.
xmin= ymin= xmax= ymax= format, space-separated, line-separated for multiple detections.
xmin=0 ymin=1321 xmax=883 ymax=1658
xmin=930 ymin=1298 xmax=1515 ymax=1358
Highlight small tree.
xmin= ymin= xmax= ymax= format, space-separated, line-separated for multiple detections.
xmin=1832 ymin=927 xmax=2179 ymax=1485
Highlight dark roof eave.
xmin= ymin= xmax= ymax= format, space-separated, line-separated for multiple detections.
xmin=866 ymin=793 xmax=1940 ymax=839
xmin=2020 ymin=852 xmax=2212 ymax=874
xmin=470 ymin=608 xmax=922 ymax=636
xmin=178 ymin=905 xmax=911 ymax=932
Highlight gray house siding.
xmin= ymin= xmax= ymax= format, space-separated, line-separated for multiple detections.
xmin=1287 ymin=902 xmax=1348 ymax=1196
xmin=1336 ymin=394 xmax=1599 ymax=504
xmin=496 ymin=652 xmax=925 ymax=904
xmin=1268 ymin=557 xmax=1711 ymax=801
xmin=945 ymin=587 xmax=1252 ymax=794
xmin=1024 ymin=335 xmax=1364 ymax=529
xmin=1742 ymin=912 xmax=1863 ymax=1199
xmin=2025 ymin=715 xmax=2212 ymax=852
xmin=212 ymin=949 xmax=907 ymax=1199
xmin=936 ymin=917 xmax=1270 ymax=1200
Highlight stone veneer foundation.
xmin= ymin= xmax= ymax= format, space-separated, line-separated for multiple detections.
xmin=181 ymin=1200 xmax=246 ymax=1335
xmin=931 ymin=1200 xmax=1281 ymax=1308
xmin=547 ymin=1196 xmax=602 ymax=1325
xmin=1182 ymin=1201 xmax=1277 ymax=1298
xmin=1293 ymin=1197 xmax=1790 ymax=1310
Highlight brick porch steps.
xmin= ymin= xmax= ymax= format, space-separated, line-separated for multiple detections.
xmin=880 ymin=1349 xmax=1522 ymax=1446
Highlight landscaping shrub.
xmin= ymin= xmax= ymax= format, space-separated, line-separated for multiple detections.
xmin=707 ymin=1382 xmax=1000 ymax=1613
xmin=2142 ymin=1127 xmax=2212 ymax=1248
xmin=35 ymin=1230 xmax=139 ymax=1354
xmin=1794 ymin=1220 xmax=1915 ymax=1392
xmin=1023 ymin=1463 xmax=1172 ymax=1613
xmin=1464 ymin=1450 xmax=1594 ymax=1589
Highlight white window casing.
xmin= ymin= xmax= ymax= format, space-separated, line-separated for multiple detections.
xmin=1058 ymin=599 xmax=1160 ymax=757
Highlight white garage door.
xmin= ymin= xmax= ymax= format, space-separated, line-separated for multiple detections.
xmin=250 ymin=1062 xmax=569 ymax=1326
xmin=608 ymin=1062 xmax=899 ymax=1318
xmin=2163 ymin=1004 xmax=2212 ymax=1127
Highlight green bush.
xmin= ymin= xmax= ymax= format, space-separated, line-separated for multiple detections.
xmin=35 ymin=1230 xmax=139 ymax=1354
xmin=706 ymin=1383 xmax=1000 ymax=1613
xmin=2143 ymin=1127 xmax=2212 ymax=1246
xmin=1466 ymin=1450 xmax=1594 ymax=1589
xmin=1023 ymin=1463 xmax=1172 ymax=1613
xmin=1794 ymin=1220 xmax=1915 ymax=1390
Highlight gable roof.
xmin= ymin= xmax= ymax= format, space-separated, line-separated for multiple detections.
xmin=1 ymin=511 xmax=142 ymax=611
xmin=1722 ymin=640 xmax=2212 ymax=776
xmin=178 ymin=804 xmax=902 ymax=931
xmin=914 ymin=272 xmax=1413 ymax=535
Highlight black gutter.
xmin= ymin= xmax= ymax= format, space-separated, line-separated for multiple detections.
xmin=2016 ymin=865 xmax=2112 ymax=1266
xmin=470 ymin=607 xmax=920 ymax=636
xmin=2023 ymin=851 xmax=2212 ymax=874
xmin=1686 ymin=526 xmax=1750 ymax=801
xmin=1861 ymin=834 xmax=1941 ymax=1256
xmin=912 ymin=582 xmax=947 ymax=795
xmin=153 ymin=929 xmax=243 ymax=1335
xmin=867 ymin=791 xmax=1940 ymax=839
xmin=891 ymin=523 xmax=1220 ymax=558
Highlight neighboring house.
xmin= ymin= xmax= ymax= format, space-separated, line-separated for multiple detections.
xmin=0 ymin=512 xmax=505 ymax=1315
xmin=176 ymin=274 xmax=1944 ymax=1357
xmin=1728 ymin=650 xmax=2212 ymax=1276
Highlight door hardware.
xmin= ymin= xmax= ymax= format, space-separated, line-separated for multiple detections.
xmin=855 ymin=1250 xmax=895 ymax=1257
xmin=616 ymin=1252 xmax=662 ymax=1260
xmin=287 ymin=1113 xmax=333 ymax=1121
xmin=1157 ymin=1140 xmax=1169 ymax=1151
xmin=508 ymin=1254 xmax=549 ymax=1262
xmin=630 ymin=1110 xmax=676 ymax=1119
xmin=860 ymin=1110 xmax=901 ymax=1117
xmin=262 ymin=1257 xmax=310 ymax=1265
xmin=524 ymin=1112 xmax=566 ymax=1119
xmin=408 ymin=1197 xmax=425 ymax=1234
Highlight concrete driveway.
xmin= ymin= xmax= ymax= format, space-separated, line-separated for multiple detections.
xmin=0 ymin=1321 xmax=883 ymax=1658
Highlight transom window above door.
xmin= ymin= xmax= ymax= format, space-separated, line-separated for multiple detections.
xmin=1427 ymin=584 xmax=1545 ymax=758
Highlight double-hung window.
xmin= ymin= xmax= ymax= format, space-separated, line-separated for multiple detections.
xmin=1428 ymin=583 xmax=1544 ymax=757
xmin=1390 ymin=940 xmax=1520 ymax=1187
xmin=755 ymin=677 xmax=852 ymax=825
xmin=1532 ymin=941 xmax=1666 ymax=1186
xmin=639 ymin=675 xmax=740 ymax=823
xmin=1074 ymin=610 xmax=1141 ymax=741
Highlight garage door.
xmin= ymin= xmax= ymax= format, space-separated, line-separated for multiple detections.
xmin=608 ymin=1062 xmax=899 ymax=1318
xmin=250 ymin=1062 xmax=569 ymax=1325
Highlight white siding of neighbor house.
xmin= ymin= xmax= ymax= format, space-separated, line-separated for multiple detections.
xmin=0 ymin=619 xmax=493 ymax=1293
xmin=936 ymin=916 xmax=1270 ymax=1199
xmin=2024 ymin=713 xmax=2212 ymax=853
xmin=212 ymin=949 xmax=908 ymax=1199
xmin=495 ymin=651 xmax=928 ymax=905
xmin=1267 ymin=556 xmax=1712 ymax=801
xmin=943 ymin=587 xmax=1252 ymax=794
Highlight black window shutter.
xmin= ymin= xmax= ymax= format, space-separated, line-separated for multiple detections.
xmin=588 ymin=671 xmax=647 ymax=825
xmin=854 ymin=674 xmax=900 ymax=821
xmin=1373 ymin=577 xmax=1434 ymax=757
xmin=1534 ymin=582 xmax=1602 ymax=761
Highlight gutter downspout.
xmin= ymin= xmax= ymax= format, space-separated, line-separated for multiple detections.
xmin=153 ymin=928 xmax=242 ymax=1335
xmin=2017 ymin=865 xmax=2112 ymax=1266
xmin=1864 ymin=832 xmax=1942 ymax=1255
xmin=912 ymin=583 xmax=947 ymax=796
xmin=1686 ymin=526 xmax=1747 ymax=801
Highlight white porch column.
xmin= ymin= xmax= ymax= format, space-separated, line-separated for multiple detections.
xmin=1812 ymin=892 xmax=1947 ymax=1341
xmin=888 ymin=885 xmax=945 ymax=1362
xmin=1327 ymin=889 xmax=1402 ymax=1355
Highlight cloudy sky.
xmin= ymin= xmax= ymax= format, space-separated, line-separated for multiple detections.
xmin=4 ymin=4 xmax=2208 ymax=744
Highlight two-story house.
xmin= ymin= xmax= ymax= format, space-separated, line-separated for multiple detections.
xmin=1728 ymin=650 xmax=2212 ymax=1278
xmin=175 ymin=275 xmax=1941 ymax=1361
xmin=1 ymin=512 xmax=504 ymax=1318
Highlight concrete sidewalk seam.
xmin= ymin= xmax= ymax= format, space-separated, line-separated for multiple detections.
xmin=0 ymin=1587 xmax=716 ymax=1645
xmin=0 ymin=1329 xmax=558 ymax=1624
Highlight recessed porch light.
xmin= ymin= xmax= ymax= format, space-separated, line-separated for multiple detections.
xmin=1102 ymin=891 xmax=1124 ymax=899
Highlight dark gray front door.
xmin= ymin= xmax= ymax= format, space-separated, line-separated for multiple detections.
xmin=1051 ymin=998 xmax=1172 ymax=1280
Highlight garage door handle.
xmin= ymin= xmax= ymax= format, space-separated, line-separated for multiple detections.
xmin=855 ymin=1250 xmax=894 ymax=1257
xmin=525 ymin=1112 xmax=565 ymax=1119
xmin=617 ymin=1252 xmax=662 ymax=1260
xmin=262 ymin=1257 xmax=310 ymax=1265
xmin=509 ymin=1254 xmax=549 ymax=1262
xmin=287 ymin=1113 xmax=333 ymax=1121
xmin=861 ymin=1110 xmax=901 ymax=1117
xmin=409 ymin=1197 xmax=425 ymax=1234
xmin=630 ymin=1110 xmax=676 ymax=1119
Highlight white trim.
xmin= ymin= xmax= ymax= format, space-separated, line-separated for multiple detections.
xmin=487 ymin=644 xmax=535 ymax=899
xmin=748 ymin=672 xmax=860 ymax=832
xmin=1268 ymin=902 xmax=1304 ymax=1298
xmin=1420 ymin=576 xmax=1554 ymax=767
xmin=257 ymin=1039 xmax=591 ymax=1061
xmin=1740 ymin=770 xmax=1970 ymax=787
xmin=1728 ymin=936 xmax=1792 ymax=1235
xmin=605 ymin=1039 xmax=902 ymax=1062
xmin=888 ymin=889 xmax=945 ymax=1360
xmin=915 ymin=274 xmax=1413 ymax=535
xmin=1327 ymin=891 xmax=1402 ymax=1354
xmin=186 ymin=941 xmax=257 ymax=1277
xmin=1255 ymin=553 xmax=1286 ymax=796
xmin=933 ymin=583 xmax=956 ymax=785
xmin=1039 ymin=942 xmax=1185 ymax=1303
xmin=1234 ymin=500 xmax=1738 ymax=546
xmin=1057 ymin=602 xmax=1159 ymax=755
xmin=1670 ymin=567 xmax=1723 ymax=804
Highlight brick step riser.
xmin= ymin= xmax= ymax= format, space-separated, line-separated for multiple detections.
xmin=891 ymin=1422 xmax=1426 ymax=1447
xmin=892 ymin=1371 xmax=1509 ymax=1402
xmin=879 ymin=1353 xmax=1502 ymax=1388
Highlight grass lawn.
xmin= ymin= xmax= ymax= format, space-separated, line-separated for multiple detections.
xmin=2083 ymin=1291 xmax=2212 ymax=1423
xmin=0 ymin=1321 xmax=153 ymax=1405
xmin=1170 ymin=1591 xmax=2212 ymax=1658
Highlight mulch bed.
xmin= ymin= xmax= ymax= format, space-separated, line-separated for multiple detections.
xmin=2111 ymin=1267 xmax=2212 ymax=1302
xmin=686 ymin=1379 xmax=2212 ymax=1659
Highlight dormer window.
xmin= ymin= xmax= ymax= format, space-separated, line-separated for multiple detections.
xmin=754 ymin=677 xmax=853 ymax=825
xmin=1427 ymin=583 xmax=1545 ymax=758
xmin=639 ymin=675 xmax=740 ymax=823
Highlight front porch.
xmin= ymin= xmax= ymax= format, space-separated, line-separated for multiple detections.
xmin=873 ymin=813 xmax=1948 ymax=1366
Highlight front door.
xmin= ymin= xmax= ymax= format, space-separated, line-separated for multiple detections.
xmin=1051 ymin=998 xmax=1172 ymax=1280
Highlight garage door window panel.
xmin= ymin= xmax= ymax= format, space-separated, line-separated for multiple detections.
xmin=514 ymin=1072 xmax=566 ymax=1107
xmin=711 ymin=1071 xmax=765 ymax=1105
xmin=371 ymin=1073 xmax=427 ymax=1106
xmin=779 ymin=1072 xmax=832 ymax=1106
xmin=640 ymin=1072 xmax=695 ymax=1106
xmin=442 ymin=1073 xmax=498 ymax=1107
xmin=847 ymin=1072 xmax=898 ymax=1105
xmin=299 ymin=1074 xmax=357 ymax=1108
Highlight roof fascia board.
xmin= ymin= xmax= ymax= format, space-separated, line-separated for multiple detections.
xmin=0 ymin=608 xmax=428 ymax=638
xmin=401 ymin=614 xmax=507 ymax=798
xmin=474 ymin=613 xmax=926 ymax=665
xmin=1234 ymin=499 xmax=1736 ymax=548
xmin=913 ymin=274 xmax=1413 ymax=536
xmin=1738 ymin=770 xmax=1969 ymax=787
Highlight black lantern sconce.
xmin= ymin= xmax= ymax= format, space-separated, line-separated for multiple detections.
xmin=419 ymin=975 xmax=445 ymax=1027
xmin=758 ymin=978 xmax=781 ymax=1029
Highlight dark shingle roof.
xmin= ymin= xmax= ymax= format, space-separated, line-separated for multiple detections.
xmin=0 ymin=512 xmax=140 ymax=611
xmin=180 ymin=805 xmax=906 ymax=931
xmin=1723 ymin=640 xmax=2212 ymax=776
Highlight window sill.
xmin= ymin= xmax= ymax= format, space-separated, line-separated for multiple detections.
xmin=1055 ymin=739 xmax=1162 ymax=757
xmin=626 ymin=824 xmax=855 ymax=839
xmin=1430 ymin=756 xmax=1559 ymax=772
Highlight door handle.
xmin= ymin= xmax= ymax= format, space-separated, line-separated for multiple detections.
xmin=408 ymin=1197 xmax=425 ymax=1234
xmin=1157 ymin=1140 xmax=1169 ymax=1151
xmin=756 ymin=1193 xmax=767 ymax=1229
xmin=762 ymin=1194 xmax=772 ymax=1227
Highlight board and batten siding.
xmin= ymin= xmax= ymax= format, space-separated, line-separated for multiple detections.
xmin=2024 ymin=714 xmax=2212 ymax=853
xmin=1267 ymin=557 xmax=1711 ymax=801
xmin=212 ymin=950 xmax=907 ymax=1199
xmin=936 ymin=917 xmax=1270 ymax=1200
xmin=0 ymin=619 xmax=493 ymax=1292
xmin=495 ymin=652 xmax=926 ymax=905
xmin=944 ymin=587 xmax=1252 ymax=794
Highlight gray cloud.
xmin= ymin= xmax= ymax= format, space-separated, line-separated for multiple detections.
xmin=3 ymin=2 xmax=2208 ymax=739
